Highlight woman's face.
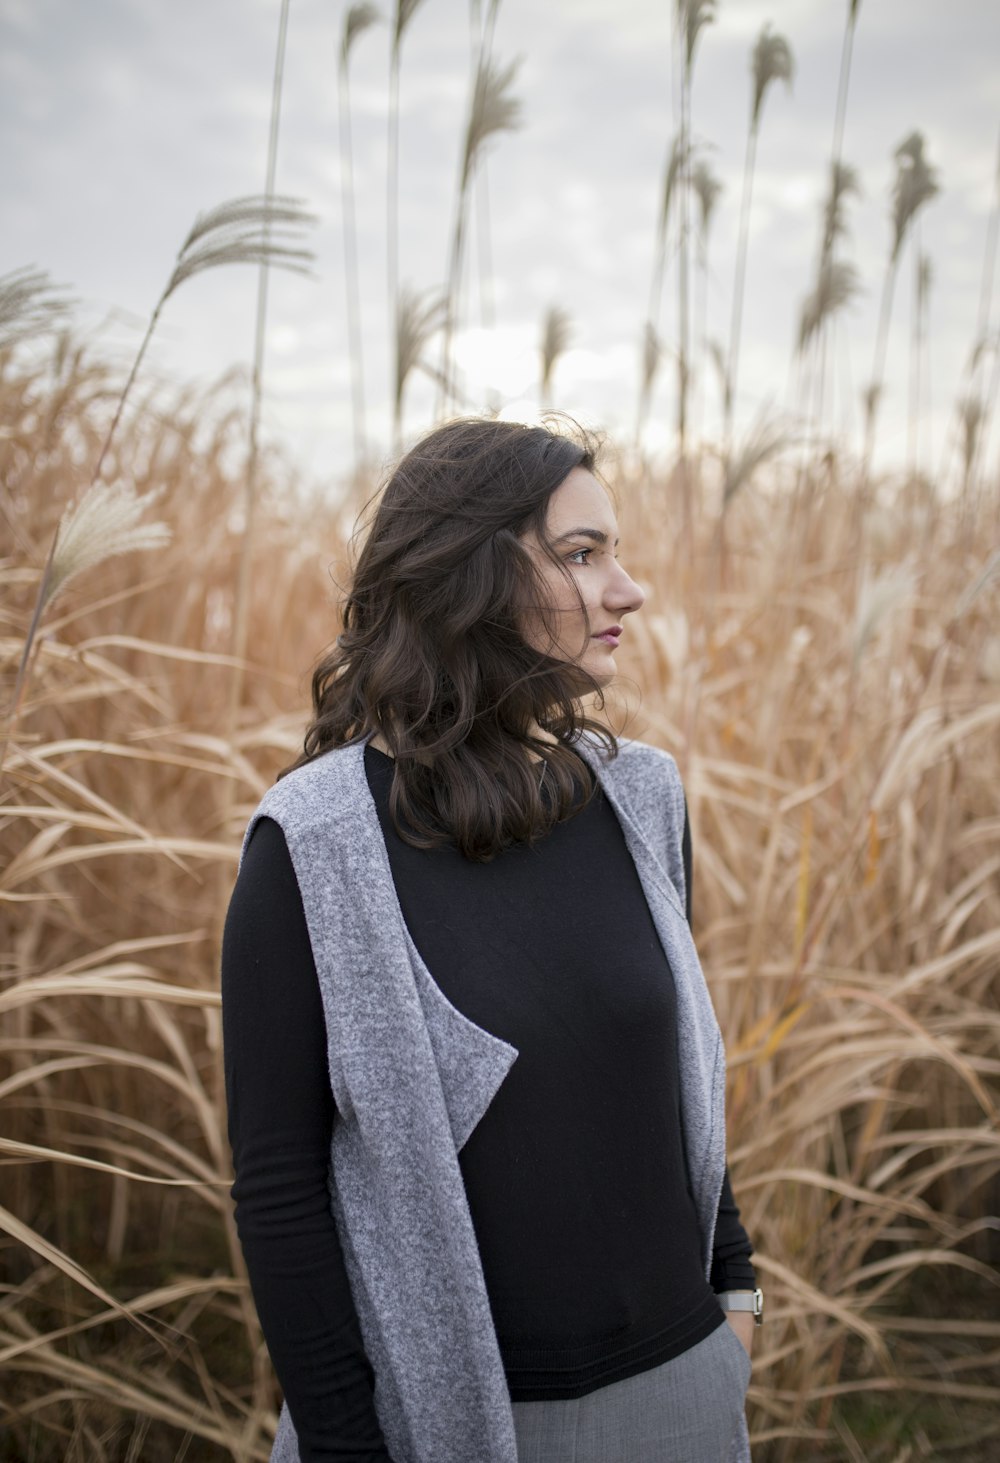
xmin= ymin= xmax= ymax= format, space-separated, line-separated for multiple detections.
xmin=520 ymin=466 xmax=645 ymax=687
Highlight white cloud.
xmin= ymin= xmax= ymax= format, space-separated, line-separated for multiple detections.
xmin=0 ymin=0 xmax=997 ymax=489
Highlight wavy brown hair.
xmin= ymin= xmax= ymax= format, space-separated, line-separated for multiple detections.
xmin=279 ymin=416 xmax=619 ymax=860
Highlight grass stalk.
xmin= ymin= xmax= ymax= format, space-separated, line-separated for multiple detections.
xmin=218 ymin=0 xmax=291 ymax=926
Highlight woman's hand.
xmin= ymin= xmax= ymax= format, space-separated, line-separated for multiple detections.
xmin=726 ymin=1310 xmax=755 ymax=1358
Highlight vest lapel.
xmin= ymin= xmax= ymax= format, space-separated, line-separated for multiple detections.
xmin=245 ymin=739 xmax=520 ymax=1463
xmin=244 ymin=737 xmax=519 ymax=1147
xmin=577 ymin=739 xmax=726 ymax=1276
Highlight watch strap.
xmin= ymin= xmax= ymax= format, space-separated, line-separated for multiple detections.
xmin=717 ymin=1288 xmax=764 ymax=1325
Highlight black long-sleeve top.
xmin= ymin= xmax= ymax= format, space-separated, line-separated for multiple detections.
xmin=222 ymin=745 xmax=755 ymax=1462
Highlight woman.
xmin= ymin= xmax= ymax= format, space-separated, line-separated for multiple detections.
xmin=222 ymin=417 xmax=760 ymax=1463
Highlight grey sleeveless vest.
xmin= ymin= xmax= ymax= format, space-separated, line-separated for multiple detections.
xmin=238 ymin=734 xmax=750 ymax=1463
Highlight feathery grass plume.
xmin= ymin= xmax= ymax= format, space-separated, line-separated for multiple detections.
xmin=654 ymin=133 xmax=687 ymax=250
xmin=393 ymin=0 xmax=424 ymax=48
xmin=750 ymin=23 xmax=794 ymax=130
xmin=677 ymin=0 xmax=715 ymax=69
xmin=721 ymin=409 xmax=791 ymax=509
xmin=798 ymin=258 xmax=861 ymax=354
xmin=708 ymin=337 xmax=731 ymax=424
xmin=691 ymin=157 xmax=722 ymax=242
xmin=829 ymin=0 xmax=863 ymax=200
xmin=342 ymin=0 xmax=380 ymax=63
xmin=166 ymin=196 xmax=314 ymax=296
xmin=657 ymin=134 xmax=687 ymax=268
xmin=1 ymin=482 xmax=171 ymax=774
xmin=439 ymin=53 xmax=523 ymax=412
xmin=821 ymin=160 xmax=861 ymax=260
xmin=944 ymin=131 xmax=1000 ymax=500
xmin=968 ymin=332 xmax=998 ymax=376
xmin=340 ymin=4 xmax=382 ymax=472
xmin=713 ymin=408 xmax=790 ymax=594
xmin=646 ymin=133 xmax=688 ymax=333
xmin=393 ymin=283 xmax=447 ymax=447
xmin=851 ymin=563 xmax=916 ymax=671
xmin=690 ymin=157 xmax=722 ymax=448
xmin=796 ymin=163 xmax=860 ymax=445
xmin=48 ymin=483 xmax=172 ymax=609
xmin=634 ymin=321 xmax=663 ymax=451
xmin=675 ymin=7 xmax=714 ymax=257
xmin=0 ymin=267 xmax=73 ymax=352
xmin=802 ymin=0 xmax=862 ymax=454
xmin=94 ymin=194 xmax=315 ymax=486
xmin=642 ymin=321 xmax=662 ymax=399
xmin=724 ymin=23 xmax=794 ymax=457
xmin=462 ymin=53 xmax=522 ymax=189
xmin=387 ymin=0 xmax=430 ymax=453
xmin=464 ymin=3 xmax=504 ymax=357
xmin=3 ymin=194 xmax=314 ymax=776
xmin=966 ymin=129 xmax=1000 ymax=457
xmin=674 ymin=3 xmax=715 ymax=459
xmin=540 ymin=306 xmax=572 ymax=407
xmin=971 ymin=125 xmax=1000 ymax=372
xmin=908 ymin=249 xmax=934 ymax=479
xmin=891 ymin=131 xmax=941 ymax=264
xmin=959 ymin=394 xmax=985 ymax=490
xmin=918 ymin=252 xmax=933 ymax=311
xmin=862 ymin=132 xmax=939 ymax=480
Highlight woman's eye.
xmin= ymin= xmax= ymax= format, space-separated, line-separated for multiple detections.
xmin=567 ymin=547 xmax=591 ymax=565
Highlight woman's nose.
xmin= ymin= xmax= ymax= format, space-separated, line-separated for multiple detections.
xmin=607 ymin=563 xmax=645 ymax=616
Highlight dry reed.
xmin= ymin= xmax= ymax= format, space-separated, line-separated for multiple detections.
xmin=2 ymin=335 xmax=999 ymax=1460
xmin=540 ymin=306 xmax=572 ymax=407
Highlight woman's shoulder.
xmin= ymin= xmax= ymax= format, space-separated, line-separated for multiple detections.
xmin=578 ymin=731 xmax=682 ymax=785
xmin=614 ymin=736 xmax=680 ymax=776
xmin=578 ymin=732 xmax=687 ymax=831
xmin=239 ymin=741 xmax=369 ymax=867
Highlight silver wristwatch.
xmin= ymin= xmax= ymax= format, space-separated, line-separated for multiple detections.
xmin=717 ymin=1288 xmax=764 ymax=1326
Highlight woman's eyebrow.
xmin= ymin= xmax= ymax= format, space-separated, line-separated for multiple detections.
xmin=553 ymin=527 xmax=620 ymax=547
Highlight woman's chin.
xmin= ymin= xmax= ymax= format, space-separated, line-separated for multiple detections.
xmin=585 ymin=653 xmax=618 ymax=688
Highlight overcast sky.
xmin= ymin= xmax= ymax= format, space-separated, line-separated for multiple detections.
xmin=2 ymin=0 xmax=998 ymax=494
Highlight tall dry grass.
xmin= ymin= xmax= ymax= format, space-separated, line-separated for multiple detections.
xmin=1 ymin=338 xmax=348 ymax=1462
xmin=615 ymin=455 xmax=1000 ymax=1458
xmin=2 ymin=338 xmax=999 ymax=1461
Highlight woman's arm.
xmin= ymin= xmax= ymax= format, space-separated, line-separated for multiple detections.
xmin=222 ymin=815 xmax=394 ymax=1463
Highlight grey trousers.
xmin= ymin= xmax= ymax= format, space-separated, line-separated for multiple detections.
xmin=511 ymin=1320 xmax=751 ymax=1463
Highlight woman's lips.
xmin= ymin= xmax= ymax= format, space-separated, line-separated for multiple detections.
xmin=593 ymin=628 xmax=622 ymax=646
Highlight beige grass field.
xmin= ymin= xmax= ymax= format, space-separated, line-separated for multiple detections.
xmin=2 ymin=337 xmax=999 ymax=1461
